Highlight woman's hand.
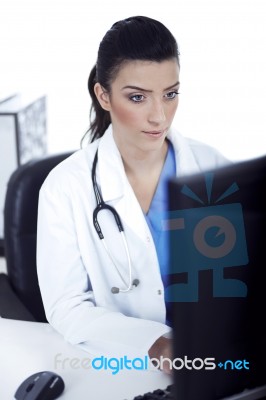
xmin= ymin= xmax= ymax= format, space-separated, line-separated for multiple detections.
xmin=148 ymin=336 xmax=173 ymax=374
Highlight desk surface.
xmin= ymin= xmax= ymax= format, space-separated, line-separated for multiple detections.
xmin=0 ymin=318 xmax=172 ymax=400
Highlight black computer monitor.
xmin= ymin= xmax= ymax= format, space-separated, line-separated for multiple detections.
xmin=166 ymin=155 xmax=266 ymax=400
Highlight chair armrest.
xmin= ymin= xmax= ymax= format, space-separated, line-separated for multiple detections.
xmin=0 ymin=273 xmax=36 ymax=321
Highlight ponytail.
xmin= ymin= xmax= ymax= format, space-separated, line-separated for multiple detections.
xmin=81 ymin=64 xmax=111 ymax=145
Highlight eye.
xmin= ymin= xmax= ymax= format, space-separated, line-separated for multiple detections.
xmin=129 ymin=94 xmax=145 ymax=103
xmin=165 ymin=91 xmax=179 ymax=100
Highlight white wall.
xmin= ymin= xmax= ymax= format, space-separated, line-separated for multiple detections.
xmin=1 ymin=0 xmax=265 ymax=161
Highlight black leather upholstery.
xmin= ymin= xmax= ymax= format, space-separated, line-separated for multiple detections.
xmin=2 ymin=152 xmax=73 ymax=322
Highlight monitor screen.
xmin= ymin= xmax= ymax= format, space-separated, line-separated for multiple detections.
xmin=166 ymin=155 xmax=266 ymax=399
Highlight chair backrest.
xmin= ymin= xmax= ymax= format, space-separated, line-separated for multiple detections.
xmin=4 ymin=152 xmax=73 ymax=322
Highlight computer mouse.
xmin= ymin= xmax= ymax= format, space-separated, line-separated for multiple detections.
xmin=14 ymin=371 xmax=65 ymax=400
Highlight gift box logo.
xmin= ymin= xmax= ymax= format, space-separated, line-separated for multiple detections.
xmin=161 ymin=172 xmax=249 ymax=302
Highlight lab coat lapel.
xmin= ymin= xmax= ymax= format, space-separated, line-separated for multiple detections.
xmin=97 ymin=125 xmax=125 ymax=201
xmin=167 ymin=128 xmax=201 ymax=176
xmin=97 ymin=126 xmax=149 ymax=243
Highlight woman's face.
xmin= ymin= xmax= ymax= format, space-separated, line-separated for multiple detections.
xmin=95 ymin=59 xmax=180 ymax=155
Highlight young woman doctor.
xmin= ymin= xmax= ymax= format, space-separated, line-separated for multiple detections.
xmin=37 ymin=16 xmax=228 ymax=374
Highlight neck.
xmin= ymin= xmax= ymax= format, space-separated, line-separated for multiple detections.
xmin=117 ymin=140 xmax=169 ymax=177
xmin=115 ymin=139 xmax=169 ymax=214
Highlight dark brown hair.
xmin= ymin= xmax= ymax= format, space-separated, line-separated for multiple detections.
xmin=83 ymin=16 xmax=180 ymax=144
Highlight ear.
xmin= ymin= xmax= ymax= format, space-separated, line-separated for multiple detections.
xmin=94 ymin=83 xmax=111 ymax=111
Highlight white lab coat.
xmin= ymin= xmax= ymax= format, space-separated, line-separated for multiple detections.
xmin=37 ymin=125 xmax=228 ymax=358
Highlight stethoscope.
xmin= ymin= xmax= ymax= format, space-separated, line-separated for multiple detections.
xmin=92 ymin=149 xmax=140 ymax=294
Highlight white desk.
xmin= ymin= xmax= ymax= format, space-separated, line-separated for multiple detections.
xmin=0 ymin=318 xmax=172 ymax=399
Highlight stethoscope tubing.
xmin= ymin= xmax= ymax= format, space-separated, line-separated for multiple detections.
xmin=91 ymin=149 xmax=139 ymax=293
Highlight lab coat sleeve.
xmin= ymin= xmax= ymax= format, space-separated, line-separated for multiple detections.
xmin=37 ymin=173 xmax=170 ymax=359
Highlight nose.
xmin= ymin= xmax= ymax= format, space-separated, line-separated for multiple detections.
xmin=147 ymin=99 xmax=166 ymax=125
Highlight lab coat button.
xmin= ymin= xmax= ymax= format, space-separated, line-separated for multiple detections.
xmin=157 ymin=290 xmax=162 ymax=295
xmin=146 ymin=236 xmax=150 ymax=243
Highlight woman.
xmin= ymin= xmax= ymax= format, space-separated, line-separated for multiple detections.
xmin=37 ymin=16 xmax=228 ymax=374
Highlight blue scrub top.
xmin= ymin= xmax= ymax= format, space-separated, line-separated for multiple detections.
xmin=144 ymin=140 xmax=176 ymax=326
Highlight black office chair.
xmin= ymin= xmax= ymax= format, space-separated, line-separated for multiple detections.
xmin=0 ymin=152 xmax=73 ymax=322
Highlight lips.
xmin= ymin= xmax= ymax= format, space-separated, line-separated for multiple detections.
xmin=142 ymin=129 xmax=167 ymax=138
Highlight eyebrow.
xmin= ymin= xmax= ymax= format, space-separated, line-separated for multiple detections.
xmin=121 ymin=81 xmax=180 ymax=92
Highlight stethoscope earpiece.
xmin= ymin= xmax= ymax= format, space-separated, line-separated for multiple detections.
xmin=92 ymin=149 xmax=140 ymax=294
